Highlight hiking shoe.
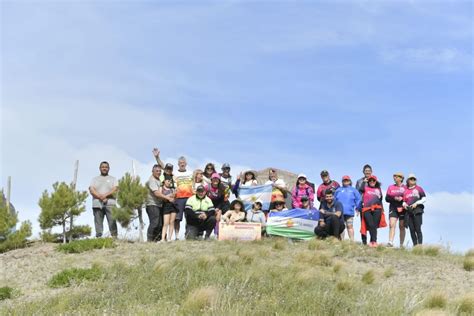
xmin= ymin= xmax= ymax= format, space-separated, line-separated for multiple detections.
xmin=387 ymin=241 xmax=394 ymax=247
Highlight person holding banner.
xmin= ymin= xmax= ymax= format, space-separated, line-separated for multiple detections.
xmin=232 ymin=170 xmax=258 ymax=198
xmin=265 ymin=169 xmax=288 ymax=210
xmin=314 ymin=190 xmax=345 ymax=239
xmin=357 ymin=175 xmax=387 ymax=247
xmin=222 ymin=200 xmax=246 ymax=224
xmin=184 ymin=185 xmax=216 ymax=240
xmin=247 ymin=200 xmax=266 ymax=235
xmin=292 ymin=174 xmax=315 ymax=209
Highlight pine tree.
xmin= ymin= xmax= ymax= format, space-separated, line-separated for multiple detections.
xmin=0 ymin=191 xmax=32 ymax=253
xmin=38 ymin=182 xmax=89 ymax=243
xmin=112 ymin=173 xmax=147 ymax=229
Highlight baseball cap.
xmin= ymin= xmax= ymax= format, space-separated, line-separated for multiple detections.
xmin=297 ymin=173 xmax=307 ymax=179
xmin=165 ymin=163 xmax=173 ymax=169
xmin=222 ymin=163 xmax=231 ymax=169
xmin=196 ymin=185 xmax=206 ymax=192
xmin=320 ymin=170 xmax=329 ymax=176
xmin=407 ymin=173 xmax=417 ymax=180
xmin=394 ymin=172 xmax=404 ymax=178
xmin=368 ymin=175 xmax=378 ymax=181
xmin=342 ymin=175 xmax=351 ymax=181
xmin=211 ymin=173 xmax=221 ymax=180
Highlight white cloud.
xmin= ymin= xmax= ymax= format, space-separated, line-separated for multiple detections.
xmin=425 ymin=191 xmax=473 ymax=215
xmin=380 ymin=47 xmax=472 ymax=72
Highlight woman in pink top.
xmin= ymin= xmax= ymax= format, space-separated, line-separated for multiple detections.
xmin=292 ymin=174 xmax=315 ymax=208
xmin=402 ymin=174 xmax=427 ymax=246
xmin=385 ymin=172 xmax=407 ymax=247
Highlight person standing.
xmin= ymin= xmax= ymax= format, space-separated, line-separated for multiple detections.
xmin=358 ymin=175 xmax=387 ymax=247
xmin=385 ymin=172 xmax=407 ymax=247
xmin=145 ymin=164 xmax=169 ymax=242
xmin=334 ymin=176 xmax=361 ymax=241
xmin=403 ymin=174 xmax=427 ymax=246
xmin=89 ymin=161 xmax=118 ymax=238
xmin=265 ymin=169 xmax=288 ymax=210
xmin=292 ymin=174 xmax=315 ymax=209
xmin=355 ymin=164 xmax=374 ymax=245
xmin=174 ymin=156 xmax=194 ymax=238
xmin=316 ymin=170 xmax=340 ymax=205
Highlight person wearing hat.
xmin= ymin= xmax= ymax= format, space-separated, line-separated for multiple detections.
xmin=247 ymin=199 xmax=266 ymax=235
xmin=219 ymin=163 xmax=233 ymax=190
xmin=402 ymin=174 xmax=427 ymax=246
xmin=269 ymin=198 xmax=288 ymax=214
xmin=161 ymin=163 xmax=175 ymax=187
xmin=357 ymin=175 xmax=387 ymax=247
xmin=207 ymin=173 xmax=231 ymax=235
xmin=232 ymin=170 xmax=258 ymax=198
xmin=385 ymin=172 xmax=407 ymax=247
xmin=316 ymin=170 xmax=340 ymax=206
xmin=222 ymin=200 xmax=246 ymax=224
xmin=292 ymin=174 xmax=315 ymax=209
xmin=315 ymin=189 xmax=345 ymax=239
xmin=184 ymin=185 xmax=216 ymax=240
xmin=334 ymin=175 xmax=361 ymax=241
xmin=160 ymin=175 xmax=178 ymax=242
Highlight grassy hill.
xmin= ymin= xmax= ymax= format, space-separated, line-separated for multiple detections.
xmin=0 ymin=238 xmax=473 ymax=315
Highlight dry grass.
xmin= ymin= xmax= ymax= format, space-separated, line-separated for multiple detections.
xmin=182 ymin=286 xmax=219 ymax=314
xmin=362 ymin=269 xmax=376 ymax=284
xmin=424 ymin=292 xmax=447 ymax=309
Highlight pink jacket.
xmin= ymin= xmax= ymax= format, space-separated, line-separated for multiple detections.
xmin=291 ymin=184 xmax=315 ymax=208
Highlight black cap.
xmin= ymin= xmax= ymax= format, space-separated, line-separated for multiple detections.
xmin=165 ymin=163 xmax=173 ymax=169
xmin=196 ymin=185 xmax=206 ymax=192
xmin=320 ymin=170 xmax=329 ymax=176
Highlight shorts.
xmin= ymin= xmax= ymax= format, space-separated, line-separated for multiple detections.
xmin=389 ymin=208 xmax=406 ymax=220
xmin=162 ymin=202 xmax=178 ymax=215
xmin=343 ymin=215 xmax=354 ymax=225
xmin=175 ymin=198 xmax=188 ymax=221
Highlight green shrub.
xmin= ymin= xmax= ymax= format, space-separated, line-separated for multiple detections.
xmin=457 ymin=294 xmax=474 ymax=314
xmin=336 ymin=281 xmax=352 ymax=292
xmin=463 ymin=257 xmax=474 ymax=271
xmin=384 ymin=267 xmax=395 ymax=278
xmin=272 ymin=239 xmax=286 ymax=250
xmin=424 ymin=292 xmax=447 ymax=309
xmin=57 ymin=238 xmax=115 ymax=254
xmin=48 ymin=265 xmax=103 ymax=288
xmin=411 ymin=245 xmax=440 ymax=257
xmin=0 ymin=222 xmax=32 ymax=253
xmin=362 ymin=270 xmax=376 ymax=284
xmin=0 ymin=287 xmax=14 ymax=301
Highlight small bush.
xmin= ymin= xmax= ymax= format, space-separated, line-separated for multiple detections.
xmin=424 ymin=292 xmax=447 ymax=309
xmin=336 ymin=281 xmax=352 ymax=292
xmin=182 ymin=286 xmax=219 ymax=313
xmin=362 ymin=270 xmax=376 ymax=284
xmin=272 ymin=239 xmax=286 ymax=251
xmin=463 ymin=257 xmax=474 ymax=271
xmin=465 ymin=249 xmax=474 ymax=257
xmin=333 ymin=262 xmax=344 ymax=273
xmin=457 ymin=294 xmax=474 ymax=314
xmin=57 ymin=238 xmax=115 ymax=254
xmin=384 ymin=267 xmax=395 ymax=278
xmin=0 ymin=287 xmax=14 ymax=301
xmin=308 ymin=239 xmax=326 ymax=250
xmin=0 ymin=222 xmax=32 ymax=253
xmin=412 ymin=245 xmax=440 ymax=256
xmin=48 ymin=265 xmax=103 ymax=288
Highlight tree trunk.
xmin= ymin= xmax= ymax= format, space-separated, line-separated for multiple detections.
xmin=138 ymin=207 xmax=144 ymax=243
xmin=62 ymin=218 xmax=67 ymax=244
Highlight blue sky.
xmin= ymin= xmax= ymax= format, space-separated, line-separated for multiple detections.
xmin=1 ymin=1 xmax=472 ymax=251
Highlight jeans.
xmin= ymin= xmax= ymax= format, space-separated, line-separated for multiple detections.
xmin=93 ymin=206 xmax=118 ymax=238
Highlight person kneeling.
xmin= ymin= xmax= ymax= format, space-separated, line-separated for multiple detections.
xmin=185 ymin=185 xmax=216 ymax=240
xmin=314 ymin=190 xmax=345 ymax=239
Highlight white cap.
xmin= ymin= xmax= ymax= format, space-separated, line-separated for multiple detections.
xmin=297 ymin=173 xmax=307 ymax=179
xmin=407 ymin=173 xmax=417 ymax=180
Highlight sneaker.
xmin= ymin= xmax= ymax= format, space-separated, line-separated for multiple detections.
xmin=387 ymin=241 xmax=394 ymax=247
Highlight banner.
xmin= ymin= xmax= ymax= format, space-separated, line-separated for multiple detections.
xmin=266 ymin=208 xmax=320 ymax=240
xmin=218 ymin=222 xmax=262 ymax=241
xmin=238 ymin=184 xmax=272 ymax=211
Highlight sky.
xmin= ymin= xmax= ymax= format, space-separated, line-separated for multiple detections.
xmin=1 ymin=1 xmax=472 ymax=251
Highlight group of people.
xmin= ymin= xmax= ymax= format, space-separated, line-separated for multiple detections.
xmin=88 ymin=148 xmax=427 ymax=248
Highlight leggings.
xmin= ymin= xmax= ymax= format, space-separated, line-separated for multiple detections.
xmin=407 ymin=212 xmax=423 ymax=245
xmin=363 ymin=209 xmax=381 ymax=243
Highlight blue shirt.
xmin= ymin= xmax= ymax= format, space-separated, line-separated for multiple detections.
xmin=334 ymin=185 xmax=361 ymax=216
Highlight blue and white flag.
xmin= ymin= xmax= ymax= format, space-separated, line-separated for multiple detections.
xmin=266 ymin=208 xmax=320 ymax=240
xmin=239 ymin=184 xmax=272 ymax=211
